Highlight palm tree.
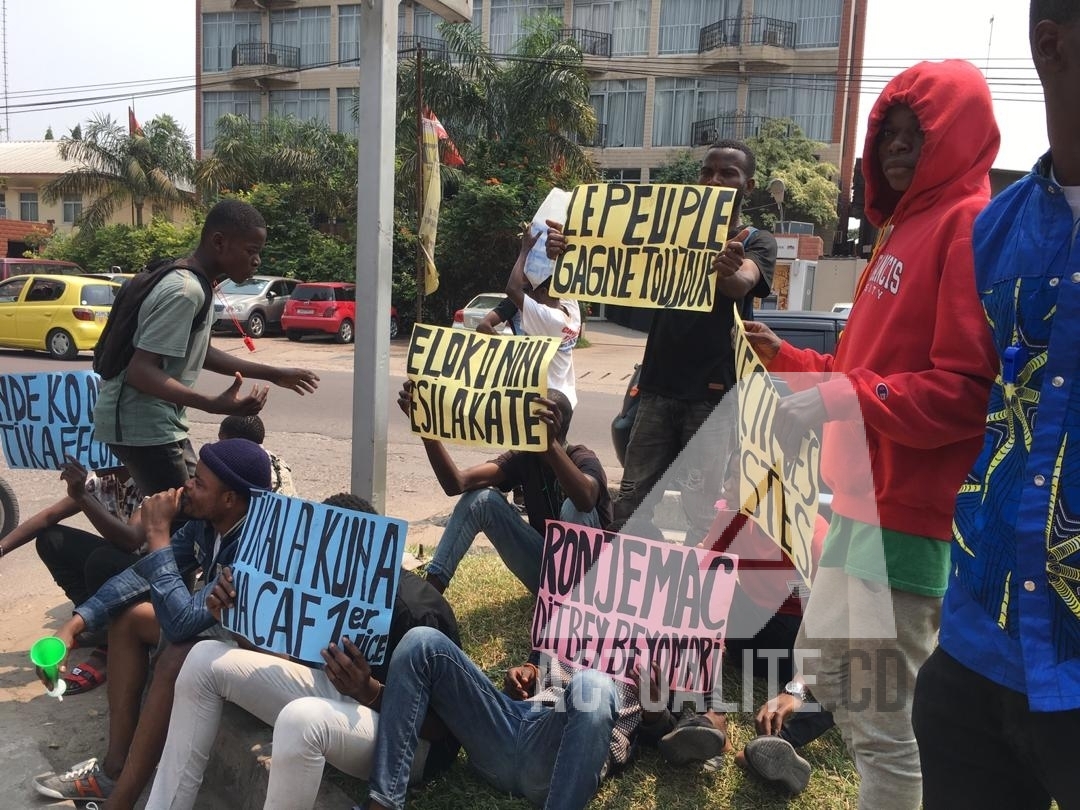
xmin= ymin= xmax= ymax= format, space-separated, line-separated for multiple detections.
xmin=42 ymin=113 xmax=194 ymax=230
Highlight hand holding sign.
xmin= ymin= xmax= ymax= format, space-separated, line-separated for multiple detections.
xmin=544 ymin=220 xmax=566 ymax=260
xmin=60 ymin=456 xmax=90 ymax=500
xmin=740 ymin=320 xmax=782 ymax=364
xmin=206 ymin=566 xmax=237 ymax=620
xmin=535 ymin=397 xmax=565 ymax=450
xmin=321 ymin=637 xmax=380 ymax=705
xmin=775 ymin=388 xmax=827 ymax=461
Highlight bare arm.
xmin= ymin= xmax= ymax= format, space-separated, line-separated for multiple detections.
xmin=127 ymin=349 xmax=268 ymax=415
xmin=713 ymin=229 xmax=762 ymax=301
xmin=505 ymin=227 xmax=542 ymax=310
xmin=203 ymin=345 xmax=319 ymax=395
xmin=421 ymin=439 xmax=505 ymax=496
xmin=0 ymin=498 xmax=80 ymax=558
xmin=537 ymin=397 xmax=600 ymax=512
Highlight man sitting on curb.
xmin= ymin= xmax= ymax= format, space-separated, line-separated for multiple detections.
xmin=398 ymin=382 xmax=610 ymax=594
xmin=32 ymin=438 xmax=271 ymax=807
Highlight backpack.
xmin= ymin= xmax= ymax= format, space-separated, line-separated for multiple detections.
xmin=93 ymin=259 xmax=214 ymax=380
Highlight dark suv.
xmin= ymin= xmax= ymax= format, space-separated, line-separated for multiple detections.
xmin=611 ymin=310 xmax=848 ymax=465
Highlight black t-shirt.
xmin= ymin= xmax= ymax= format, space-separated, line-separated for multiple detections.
xmin=494 ymin=445 xmax=613 ymax=533
xmin=638 ymin=228 xmax=777 ymax=401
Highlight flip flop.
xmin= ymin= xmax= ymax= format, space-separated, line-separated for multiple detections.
xmin=63 ymin=659 xmax=107 ymax=695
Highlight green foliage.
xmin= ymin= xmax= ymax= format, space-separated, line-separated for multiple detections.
xmin=652 ymin=151 xmax=702 ymax=185
xmin=36 ymin=216 xmax=200 ymax=271
xmin=746 ymin=119 xmax=838 ymax=234
xmin=44 ymin=126 xmax=54 ymax=140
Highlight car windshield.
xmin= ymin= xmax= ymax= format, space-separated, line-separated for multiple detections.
xmin=217 ymin=278 xmax=268 ymax=296
xmin=468 ymin=295 xmax=505 ymax=310
xmin=291 ymin=286 xmax=333 ymax=302
xmin=80 ymin=285 xmax=118 ymax=306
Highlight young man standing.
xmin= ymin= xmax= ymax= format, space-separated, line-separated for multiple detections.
xmin=547 ymin=140 xmax=776 ymax=544
xmin=93 ymin=199 xmax=319 ymax=498
xmin=913 ymin=6 xmax=1080 ymax=807
xmin=740 ymin=61 xmax=999 ymax=807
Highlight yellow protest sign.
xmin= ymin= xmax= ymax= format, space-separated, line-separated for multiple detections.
xmin=419 ymin=119 xmax=441 ymax=295
xmin=406 ymin=324 xmax=560 ymax=451
xmin=733 ymin=309 xmax=820 ymax=584
xmin=551 ymin=183 xmax=737 ymax=312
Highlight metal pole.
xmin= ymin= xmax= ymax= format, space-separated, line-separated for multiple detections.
xmin=351 ymin=1 xmax=397 ymax=513
xmin=415 ymin=45 xmax=426 ymax=325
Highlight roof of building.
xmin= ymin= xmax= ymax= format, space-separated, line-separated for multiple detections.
xmin=0 ymin=141 xmax=78 ymax=175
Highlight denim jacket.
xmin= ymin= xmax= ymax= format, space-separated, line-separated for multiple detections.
xmin=75 ymin=517 xmax=244 ymax=643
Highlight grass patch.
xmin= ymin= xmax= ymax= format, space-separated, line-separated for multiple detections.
xmin=330 ymin=553 xmax=860 ymax=809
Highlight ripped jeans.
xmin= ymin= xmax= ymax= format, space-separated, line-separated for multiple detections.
xmin=612 ymin=392 xmax=734 ymax=546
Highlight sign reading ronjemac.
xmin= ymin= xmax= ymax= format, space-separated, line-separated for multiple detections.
xmin=532 ymin=521 xmax=739 ymax=694
xmin=0 ymin=371 xmax=120 ymax=470
xmin=551 ymin=183 xmax=737 ymax=312
xmin=222 ymin=492 xmax=406 ymax=666
xmin=406 ymin=324 xmax=560 ymax=450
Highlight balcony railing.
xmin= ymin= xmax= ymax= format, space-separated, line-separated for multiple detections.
xmin=397 ymin=35 xmax=450 ymax=62
xmin=690 ymin=112 xmax=791 ymax=146
xmin=557 ymin=28 xmax=612 ymax=58
xmin=698 ymin=16 xmax=797 ymax=53
xmin=578 ymin=123 xmax=607 ymax=148
xmin=231 ymin=42 xmax=301 ymax=69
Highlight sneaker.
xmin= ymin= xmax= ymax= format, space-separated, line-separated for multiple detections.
xmin=658 ymin=713 xmax=727 ymax=766
xmin=33 ymin=757 xmax=115 ymax=801
xmin=742 ymin=736 xmax=812 ymax=795
xmin=701 ymin=754 xmax=726 ymax=773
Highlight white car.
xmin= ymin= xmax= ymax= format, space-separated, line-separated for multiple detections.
xmin=452 ymin=292 xmax=514 ymax=334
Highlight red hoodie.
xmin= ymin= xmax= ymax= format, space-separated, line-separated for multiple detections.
xmin=769 ymin=60 xmax=999 ymax=541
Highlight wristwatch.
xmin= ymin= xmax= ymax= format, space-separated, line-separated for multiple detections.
xmin=783 ymin=679 xmax=808 ymax=702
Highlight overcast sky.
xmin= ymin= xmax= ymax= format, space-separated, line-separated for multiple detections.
xmin=3 ymin=0 xmax=1047 ymax=171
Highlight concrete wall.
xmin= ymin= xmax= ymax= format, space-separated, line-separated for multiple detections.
xmin=810 ymin=257 xmax=865 ymax=310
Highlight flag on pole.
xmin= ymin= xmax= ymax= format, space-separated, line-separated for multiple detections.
xmin=128 ymin=107 xmax=143 ymax=137
xmin=418 ymin=117 xmax=442 ymax=295
xmin=423 ymin=108 xmax=464 ymax=168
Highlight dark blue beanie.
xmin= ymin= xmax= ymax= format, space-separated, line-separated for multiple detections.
xmin=199 ymin=438 xmax=271 ymax=495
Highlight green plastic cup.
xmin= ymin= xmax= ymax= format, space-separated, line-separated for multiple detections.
xmin=30 ymin=636 xmax=67 ymax=685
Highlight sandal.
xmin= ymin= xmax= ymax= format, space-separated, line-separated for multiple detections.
xmin=63 ymin=657 xmax=107 ymax=695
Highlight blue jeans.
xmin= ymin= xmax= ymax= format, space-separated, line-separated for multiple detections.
xmin=368 ymin=627 xmax=620 ymax=810
xmin=427 ymin=489 xmax=600 ymax=594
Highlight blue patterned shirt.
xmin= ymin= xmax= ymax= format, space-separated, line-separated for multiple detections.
xmin=941 ymin=154 xmax=1080 ymax=710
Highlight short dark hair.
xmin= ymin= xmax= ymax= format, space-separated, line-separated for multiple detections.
xmin=322 ymin=492 xmax=378 ymax=514
xmin=1031 ymin=0 xmax=1080 ymax=31
xmin=708 ymin=139 xmax=757 ymax=179
xmin=219 ymin=414 xmax=265 ymax=445
xmin=202 ymin=199 xmax=266 ymax=240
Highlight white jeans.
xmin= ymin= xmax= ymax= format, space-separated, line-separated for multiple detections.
xmin=145 ymin=640 xmax=430 ymax=810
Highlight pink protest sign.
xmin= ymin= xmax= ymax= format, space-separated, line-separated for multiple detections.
xmin=531 ymin=520 xmax=739 ymax=693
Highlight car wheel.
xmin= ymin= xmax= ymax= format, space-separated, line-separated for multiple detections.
xmin=335 ymin=319 xmax=354 ymax=344
xmin=47 ymin=329 xmax=78 ymax=360
xmin=389 ymin=316 xmax=399 ymax=340
xmin=246 ymin=312 xmax=266 ymax=339
xmin=286 ymin=330 xmax=303 ymax=342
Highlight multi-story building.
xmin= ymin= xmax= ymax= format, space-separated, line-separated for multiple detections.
xmin=196 ymin=0 xmax=865 ymax=232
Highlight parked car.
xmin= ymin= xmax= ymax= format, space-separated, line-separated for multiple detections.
xmin=452 ymin=292 xmax=513 ymax=334
xmin=281 ymin=282 xmax=399 ymax=343
xmin=0 ymin=273 xmax=120 ymax=359
xmin=212 ymin=275 xmax=298 ymax=338
xmin=84 ymin=271 xmax=136 ymax=285
xmin=611 ymin=310 xmax=849 ymax=465
xmin=0 ymin=258 xmax=84 ymax=281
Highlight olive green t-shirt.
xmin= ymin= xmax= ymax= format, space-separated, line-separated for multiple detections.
xmin=93 ymin=270 xmax=212 ymax=446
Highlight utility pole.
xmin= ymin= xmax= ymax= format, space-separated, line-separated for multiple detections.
xmin=414 ymin=44 xmax=426 ymax=326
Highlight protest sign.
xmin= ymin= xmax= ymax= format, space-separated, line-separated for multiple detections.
xmin=532 ymin=520 xmax=739 ymax=693
xmin=406 ymin=324 xmax=560 ymax=450
xmin=0 ymin=371 xmax=119 ymax=470
xmin=222 ymin=492 xmax=406 ymax=665
xmin=733 ymin=310 xmax=820 ymax=584
xmin=551 ymin=183 xmax=737 ymax=312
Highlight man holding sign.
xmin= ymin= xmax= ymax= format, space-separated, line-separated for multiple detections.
xmin=547 ymin=140 xmax=776 ymax=544
xmin=398 ymin=382 xmax=610 ymax=594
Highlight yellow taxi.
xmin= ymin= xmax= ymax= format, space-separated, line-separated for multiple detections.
xmin=0 ymin=274 xmax=120 ymax=360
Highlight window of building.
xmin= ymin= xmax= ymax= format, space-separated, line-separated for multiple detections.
xmin=270 ymin=89 xmax=331 ymax=124
xmin=270 ymin=6 xmax=331 ymax=67
xmin=754 ymin=0 xmax=841 ymax=48
xmin=337 ymin=88 xmax=359 ymax=136
xmin=202 ymin=91 xmax=263 ymax=149
xmin=601 ymin=167 xmax=642 ymax=182
xmin=414 ymin=7 xmax=447 ymax=44
xmin=747 ymin=74 xmax=835 ymax=141
xmin=659 ymin=0 xmax=736 ymax=54
xmin=202 ymin=11 xmax=262 ymax=72
xmin=590 ymin=79 xmax=646 ymax=147
xmin=339 ymin=5 xmax=361 ymax=65
xmin=489 ymin=0 xmax=563 ymax=54
xmin=62 ymin=194 xmax=82 ymax=224
xmin=0 ymin=192 xmax=6 ymax=219
xmin=19 ymin=192 xmax=39 ymax=222
xmin=652 ymin=76 xmax=737 ymax=146
xmin=573 ymin=0 xmax=649 ymax=56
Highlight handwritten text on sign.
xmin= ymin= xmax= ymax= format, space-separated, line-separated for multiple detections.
xmin=532 ymin=521 xmax=739 ymax=694
xmin=0 ymin=371 xmax=120 ymax=470
xmin=733 ymin=311 xmax=820 ymax=584
xmin=222 ymin=492 xmax=406 ymax=666
xmin=406 ymin=324 xmax=560 ymax=450
xmin=552 ymin=183 xmax=736 ymax=312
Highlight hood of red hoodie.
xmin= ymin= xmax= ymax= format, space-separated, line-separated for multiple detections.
xmin=863 ymin=60 xmax=1000 ymax=228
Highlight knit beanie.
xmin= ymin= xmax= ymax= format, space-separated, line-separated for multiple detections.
xmin=199 ymin=438 xmax=272 ymax=495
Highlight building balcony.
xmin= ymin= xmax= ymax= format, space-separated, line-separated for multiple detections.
xmin=557 ymin=28 xmax=612 ymax=58
xmin=690 ymin=112 xmax=789 ymax=146
xmin=698 ymin=16 xmax=796 ymax=64
xmin=230 ymin=0 xmax=297 ymax=8
xmin=229 ymin=43 xmax=301 ymax=85
xmin=397 ymin=35 xmax=450 ymax=62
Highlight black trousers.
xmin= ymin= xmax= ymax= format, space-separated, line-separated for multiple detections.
xmin=35 ymin=525 xmax=139 ymax=607
xmin=913 ymin=646 xmax=1080 ymax=810
xmin=110 ymin=439 xmax=196 ymax=497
